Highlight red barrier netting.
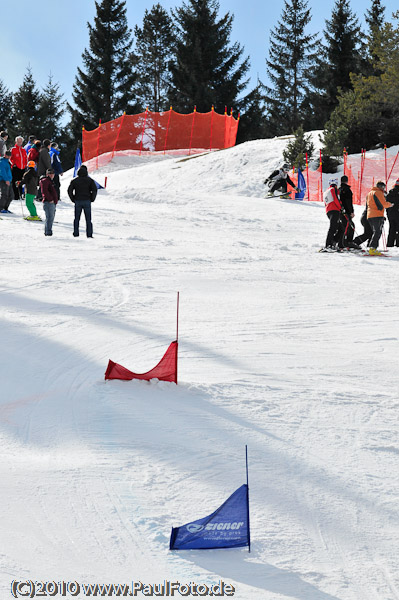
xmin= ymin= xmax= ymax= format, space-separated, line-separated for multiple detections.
xmin=285 ymin=148 xmax=399 ymax=205
xmin=105 ymin=341 xmax=178 ymax=384
xmin=82 ymin=108 xmax=239 ymax=169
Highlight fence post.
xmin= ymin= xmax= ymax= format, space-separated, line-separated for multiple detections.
xmin=81 ymin=127 xmax=85 ymax=162
xmin=139 ymin=107 xmax=149 ymax=156
xmin=163 ymin=107 xmax=173 ymax=156
xmin=387 ymin=150 xmax=399 ymax=185
xmin=305 ymin=153 xmax=310 ymax=202
xmin=319 ymin=150 xmax=323 ymax=203
xmin=209 ymin=105 xmax=214 ymax=151
xmin=189 ymin=106 xmax=196 ymax=156
xmin=96 ymin=119 xmax=101 ymax=170
xmin=111 ymin=112 xmax=126 ymax=160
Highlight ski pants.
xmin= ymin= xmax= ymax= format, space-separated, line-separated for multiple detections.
xmin=326 ymin=211 xmax=344 ymax=248
xmin=368 ymin=216 xmax=385 ymax=249
xmin=269 ymin=178 xmax=287 ymax=194
xmin=11 ymin=166 xmax=24 ymax=200
xmin=0 ymin=180 xmax=14 ymax=210
xmin=354 ymin=213 xmax=373 ymax=246
xmin=73 ymin=200 xmax=93 ymax=237
xmin=387 ymin=212 xmax=399 ymax=247
xmin=25 ymin=193 xmax=38 ymax=217
xmin=342 ymin=214 xmax=355 ymax=246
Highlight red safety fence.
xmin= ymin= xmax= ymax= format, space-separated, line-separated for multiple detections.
xmin=82 ymin=108 xmax=239 ymax=169
xmin=285 ymin=147 xmax=399 ymax=205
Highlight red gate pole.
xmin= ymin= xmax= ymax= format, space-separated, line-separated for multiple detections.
xmin=139 ymin=107 xmax=149 ymax=156
xmin=306 ymin=153 xmax=310 ymax=202
xmin=81 ymin=126 xmax=85 ymax=162
xmin=387 ymin=150 xmax=399 ymax=187
xmin=189 ymin=106 xmax=196 ymax=156
xmin=163 ymin=107 xmax=173 ymax=155
xmin=209 ymin=105 xmax=214 ymax=151
xmin=96 ymin=119 xmax=101 ymax=170
xmin=112 ymin=112 xmax=126 ymax=160
xmin=385 ymin=144 xmax=388 ymax=185
xmin=319 ymin=149 xmax=323 ymax=203
xmin=175 ymin=291 xmax=179 ymax=385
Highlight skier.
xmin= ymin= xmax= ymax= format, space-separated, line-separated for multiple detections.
xmin=10 ymin=136 xmax=27 ymax=200
xmin=0 ymin=150 xmax=14 ymax=213
xmin=67 ymin=165 xmax=97 ymax=238
xmin=321 ymin=178 xmax=345 ymax=251
xmin=22 ymin=161 xmax=41 ymax=220
xmin=264 ymin=164 xmax=298 ymax=198
xmin=386 ymin=178 xmax=399 ymax=247
xmin=50 ymin=142 xmax=63 ymax=201
xmin=366 ymin=181 xmax=392 ymax=255
xmin=339 ymin=175 xmax=361 ymax=249
xmin=40 ymin=168 xmax=58 ymax=236
xmin=353 ymin=203 xmax=373 ymax=248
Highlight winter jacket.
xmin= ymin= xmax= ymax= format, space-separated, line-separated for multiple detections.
xmin=37 ymin=147 xmax=51 ymax=178
xmin=366 ymin=187 xmax=391 ymax=219
xmin=10 ymin=145 xmax=27 ymax=170
xmin=40 ymin=176 xmax=58 ymax=204
xmin=0 ymin=137 xmax=7 ymax=157
xmin=27 ymin=146 xmax=40 ymax=164
xmin=67 ymin=166 xmax=97 ymax=203
xmin=51 ymin=149 xmax=63 ymax=175
xmin=22 ymin=167 xmax=39 ymax=195
xmin=323 ymin=185 xmax=342 ymax=213
xmin=266 ymin=168 xmax=295 ymax=188
xmin=339 ymin=182 xmax=354 ymax=215
xmin=0 ymin=157 xmax=12 ymax=181
xmin=386 ymin=186 xmax=399 ymax=216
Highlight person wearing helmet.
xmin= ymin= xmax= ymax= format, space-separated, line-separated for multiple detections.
xmin=321 ymin=178 xmax=345 ymax=251
xmin=264 ymin=163 xmax=298 ymax=198
xmin=367 ymin=181 xmax=393 ymax=254
xmin=386 ymin=178 xmax=399 ymax=247
xmin=22 ymin=160 xmax=41 ymax=220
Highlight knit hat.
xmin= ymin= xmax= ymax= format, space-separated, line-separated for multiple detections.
xmin=46 ymin=168 xmax=55 ymax=175
xmin=341 ymin=175 xmax=348 ymax=183
xmin=77 ymin=165 xmax=88 ymax=176
xmin=376 ymin=181 xmax=386 ymax=189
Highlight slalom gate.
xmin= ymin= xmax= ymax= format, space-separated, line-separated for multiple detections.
xmin=287 ymin=147 xmax=399 ymax=205
xmin=82 ymin=108 xmax=239 ymax=170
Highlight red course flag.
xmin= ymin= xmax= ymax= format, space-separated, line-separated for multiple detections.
xmin=104 ymin=341 xmax=178 ymax=383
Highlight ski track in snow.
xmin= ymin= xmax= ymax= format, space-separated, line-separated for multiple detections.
xmin=1 ymin=136 xmax=399 ymax=599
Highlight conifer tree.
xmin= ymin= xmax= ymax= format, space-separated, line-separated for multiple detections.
xmin=310 ymin=0 xmax=364 ymax=127
xmin=12 ymin=67 xmax=42 ymax=140
xmin=0 ymin=80 xmax=13 ymax=132
xmin=282 ymin=125 xmax=314 ymax=169
xmin=365 ymin=0 xmax=385 ymax=74
xmin=68 ymin=0 xmax=140 ymax=139
xmin=236 ymin=83 xmax=271 ymax=143
xmin=265 ymin=0 xmax=318 ymax=135
xmin=169 ymin=0 xmax=249 ymax=113
xmin=40 ymin=74 xmax=65 ymax=141
xmin=133 ymin=4 xmax=174 ymax=111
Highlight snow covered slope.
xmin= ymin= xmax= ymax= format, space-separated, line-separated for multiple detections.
xmin=1 ymin=138 xmax=399 ymax=600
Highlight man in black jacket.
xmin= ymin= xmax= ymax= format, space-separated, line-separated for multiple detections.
xmin=67 ymin=165 xmax=97 ymax=238
xmin=386 ymin=178 xmax=399 ymax=246
xmin=339 ymin=175 xmax=360 ymax=249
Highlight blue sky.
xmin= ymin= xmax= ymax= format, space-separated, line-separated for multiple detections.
xmin=0 ymin=0 xmax=398 ymax=109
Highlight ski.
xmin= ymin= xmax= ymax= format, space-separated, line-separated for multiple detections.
xmin=24 ymin=216 xmax=42 ymax=222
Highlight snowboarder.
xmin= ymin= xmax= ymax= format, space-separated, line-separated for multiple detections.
xmin=264 ymin=164 xmax=298 ymax=198
xmin=67 ymin=165 xmax=97 ymax=238
xmin=321 ymin=178 xmax=345 ymax=251
xmin=366 ymin=181 xmax=392 ymax=255
xmin=22 ymin=161 xmax=41 ymax=220
xmin=386 ymin=178 xmax=399 ymax=247
xmin=339 ymin=175 xmax=360 ymax=249
xmin=0 ymin=150 xmax=14 ymax=213
xmin=40 ymin=168 xmax=58 ymax=236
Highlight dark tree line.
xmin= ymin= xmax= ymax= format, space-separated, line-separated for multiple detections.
xmin=0 ymin=0 xmax=396 ymax=169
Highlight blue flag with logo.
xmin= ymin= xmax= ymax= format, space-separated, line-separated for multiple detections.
xmin=170 ymin=484 xmax=250 ymax=550
xmin=295 ymin=167 xmax=306 ymax=200
xmin=73 ymin=148 xmax=103 ymax=189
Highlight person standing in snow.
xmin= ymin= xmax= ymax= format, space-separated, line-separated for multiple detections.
xmin=24 ymin=135 xmax=36 ymax=153
xmin=322 ymin=178 xmax=345 ymax=251
xmin=40 ymin=168 xmax=58 ymax=236
xmin=22 ymin=161 xmax=40 ymax=220
xmin=67 ymin=165 xmax=97 ymax=238
xmin=0 ymin=130 xmax=9 ymax=157
xmin=366 ymin=181 xmax=392 ymax=255
xmin=339 ymin=175 xmax=360 ymax=249
xmin=27 ymin=139 xmax=41 ymax=167
xmin=0 ymin=150 xmax=14 ymax=213
xmin=37 ymin=139 xmax=52 ymax=178
xmin=50 ymin=142 xmax=63 ymax=200
xmin=10 ymin=135 xmax=27 ymax=200
xmin=353 ymin=203 xmax=373 ymax=248
xmin=386 ymin=178 xmax=399 ymax=247
xmin=264 ymin=164 xmax=298 ymax=198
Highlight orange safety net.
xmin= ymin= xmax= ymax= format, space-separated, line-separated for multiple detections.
xmin=105 ymin=341 xmax=178 ymax=384
xmin=82 ymin=109 xmax=239 ymax=169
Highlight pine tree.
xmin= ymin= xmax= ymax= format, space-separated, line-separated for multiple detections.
xmin=310 ymin=0 xmax=364 ymax=127
xmin=236 ymin=82 xmax=271 ymax=143
xmin=12 ymin=66 xmax=42 ymax=141
xmin=365 ymin=0 xmax=385 ymax=74
xmin=169 ymin=0 xmax=249 ymax=113
xmin=0 ymin=80 xmax=13 ymax=132
xmin=67 ymin=0 xmax=140 ymax=140
xmin=282 ymin=125 xmax=314 ymax=169
xmin=265 ymin=0 xmax=318 ymax=135
xmin=133 ymin=4 xmax=174 ymax=111
xmin=40 ymin=74 xmax=65 ymax=141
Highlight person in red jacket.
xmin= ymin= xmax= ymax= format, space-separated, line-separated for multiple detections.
xmin=40 ymin=168 xmax=58 ymax=236
xmin=10 ymin=136 xmax=27 ymax=199
xmin=27 ymin=139 xmax=42 ymax=167
xmin=321 ymin=178 xmax=345 ymax=251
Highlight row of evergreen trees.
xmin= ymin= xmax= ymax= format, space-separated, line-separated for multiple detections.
xmin=0 ymin=0 xmax=396 ymax=169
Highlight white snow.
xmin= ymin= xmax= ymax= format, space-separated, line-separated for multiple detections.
xmin=1 ymin=136 xmax=399 ymax=600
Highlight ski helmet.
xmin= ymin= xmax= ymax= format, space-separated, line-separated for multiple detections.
xmin=27 ymin=161 xmax=36 ymax=168
xmin=329 ymin=178 xmax=338 ymax=186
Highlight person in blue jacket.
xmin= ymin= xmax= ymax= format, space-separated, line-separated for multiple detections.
xmin=0 ymin=150 xmax=14 ymax=213
xmin=50 ymin=142 xmax=63 ymax=200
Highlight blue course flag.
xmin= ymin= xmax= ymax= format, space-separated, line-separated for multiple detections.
xmin=170 ymin=484 xmax=250 ymax=550
xmin=73 ymin=148 xmax=103 ymax=189
xmin=295 ymin=167 xmax=306 ymax=200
